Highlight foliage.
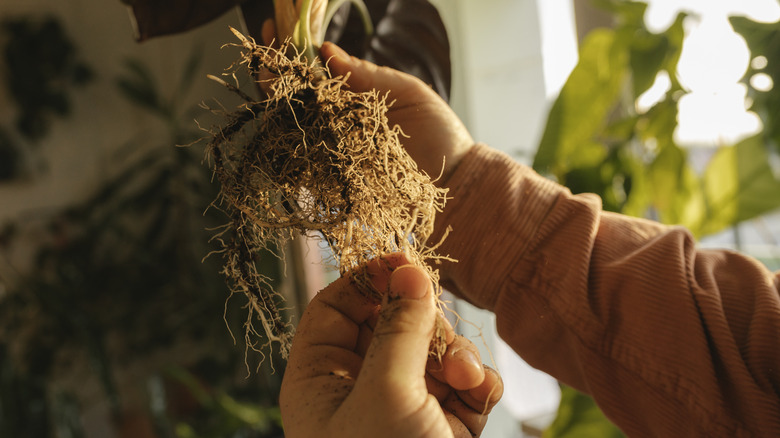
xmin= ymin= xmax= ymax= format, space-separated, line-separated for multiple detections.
xmin=543 ymin=386 xmax=624 ymax=438
xmin=732 ymin=14 xmax=780 ymax=152
xmin=0 ymin=47 xmax=283 ymax=437
xmin=534 ymin=0 xmax=780 ymax=237
xmin=124 ymin=0 xmax=452 ymax=99
xmin=161 ymin=367 xmax=282 ymax=438
xmin=0 ymin=15 xmax=93 ymax=180
xmin=536 ymin=1 xmax=780 ymax=436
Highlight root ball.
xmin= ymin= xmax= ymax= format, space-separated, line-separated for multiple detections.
xmin=206 ymin=36 xmax=450 ymax=358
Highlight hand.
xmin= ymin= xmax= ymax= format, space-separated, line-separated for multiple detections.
xmin=279 ymin=254 xmax=503 ymax=437
xmin=258 ymin=19 xmax=474 ymax=184
xmin=320 ymin=42 xmax=475 ymax=185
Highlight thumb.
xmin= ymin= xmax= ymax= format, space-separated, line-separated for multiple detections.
xmin=320 ymin=41 xmax=421 ymax=95
xmin=358 ymin=265 xmax=437 ymax=386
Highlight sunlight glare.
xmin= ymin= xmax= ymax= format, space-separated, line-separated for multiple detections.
xmin=641 ymin=0 xmax=780 ymax=146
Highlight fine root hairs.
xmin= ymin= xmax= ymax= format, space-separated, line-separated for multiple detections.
xmin=205 ymin=34 xmax=451 ymax=360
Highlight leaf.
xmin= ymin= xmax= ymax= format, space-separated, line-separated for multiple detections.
xmin=543 ymin=385 xmax=625 ymax=438
xmin=646 ymin=144 xmax=705 ymax=229
xmin=697 ymin=135 xmax=780 ymax=236
xmin=125 ymin=0 xmax=242 ymax=42
xmin=127 ymin=0 xmax=451 ymax=99
xmin=534 ymin=28 xmax=630 ymax=176
xmin=320 ymin=0 xmax=450 ymax=99
xmin=361 ymin=0 xmax=451 ymax=100
xmin=730 ymin=16 xmax=780 ymax=151
xmin=626 ymin=13 xmax=689 ymax=100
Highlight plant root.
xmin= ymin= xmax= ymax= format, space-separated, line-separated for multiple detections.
xmin=206 ymin=34 xmax=451 ymax=359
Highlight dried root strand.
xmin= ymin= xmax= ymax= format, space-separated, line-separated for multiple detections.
xmin=206 ymin=36 xmax=450 ymax=358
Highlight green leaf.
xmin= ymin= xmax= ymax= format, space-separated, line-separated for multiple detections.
xmin=638 ymin=96 xmax=677 ymax=147
xmin=629 ymin=32 xmax=669 ymax=98
xmin=698 ymin=135 xmax=780 ymax=236
xmin=646 ymin=144 xmax=705 ymax=229
xmin=730 ymin=15 xmax=780 ymax=151
xmin=544 ymin=385 xmax=625 ymax=438
xmin=347 ymin=0 xmax=453 ymax=100
xmin=534 ymin=28 xmax=630 ymax=176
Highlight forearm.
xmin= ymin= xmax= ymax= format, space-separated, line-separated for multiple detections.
xmin=431 ymin=144 xmax=780 ymax=436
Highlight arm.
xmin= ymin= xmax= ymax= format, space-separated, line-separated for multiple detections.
xmin=322 ymin=44 xmax=780 ymax=437
xmin=280 ymin=254 xmax=503 ymax=438
xmin=433 ymin=144 xmax=780 ymax=437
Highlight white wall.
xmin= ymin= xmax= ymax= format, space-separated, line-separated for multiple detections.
xmin=431 ymin=0 xmax=579 ymax=436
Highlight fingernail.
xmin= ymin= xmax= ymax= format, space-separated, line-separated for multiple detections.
xmin=388 ymin=265 xmax=430 ymax=300
xmin=453 ymin=348 xmax=483 ymax=374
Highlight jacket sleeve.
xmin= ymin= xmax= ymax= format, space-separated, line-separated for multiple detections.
xmin=430 ymin=143 xmax=780 ymax=437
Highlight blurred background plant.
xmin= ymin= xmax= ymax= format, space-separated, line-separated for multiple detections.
xmin=0 ymin=15 xmax=93 ymax=180
xmin=0 ymin=0 xmax=451 ymax=435
xmin=536 ymin=1 xmax=780 ymax=436
xmin=2 ymin=0 xmax=777 ymax=436
xmin=0 ymin=15 xmax=285 ymax=436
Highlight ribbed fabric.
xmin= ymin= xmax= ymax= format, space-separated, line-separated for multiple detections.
xmin=430 ymin=144 xmax=780 ymax=437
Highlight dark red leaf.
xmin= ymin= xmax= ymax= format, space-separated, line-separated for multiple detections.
xmin=325 ymin=0 xmax=451 ymax=101
xmin=125 ymin=0 xmax=243 ymax=42
xmin=126 ymin=0 xmax=450 ymax=100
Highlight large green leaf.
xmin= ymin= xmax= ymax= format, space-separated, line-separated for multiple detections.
xmin=697 ymin=135 xmax=780 ymax=236
xmin=628 ymin=12 xmax=686 ymax=97
xmin=534 ymin=28 xmax=630 ymax=176
xmin=730 ymin=16 xmax=780 ymax=150
xmin=543 ymin=385 xmax=625 ymax=438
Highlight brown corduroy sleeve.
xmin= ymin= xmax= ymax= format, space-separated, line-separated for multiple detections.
xmin=431 ymin=144 xmax=780 ymax=437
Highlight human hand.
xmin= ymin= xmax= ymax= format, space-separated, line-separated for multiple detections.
xmin=319 ymin=42 xmax=474 ymax=184
xmin=279 ymin=254 xmax=502 ymax=437
xmin=258 ymin=18 xmax=473 ymax=184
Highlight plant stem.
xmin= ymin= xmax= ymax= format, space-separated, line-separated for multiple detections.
xmin=293 ymin=0 xmax=318 ymax=62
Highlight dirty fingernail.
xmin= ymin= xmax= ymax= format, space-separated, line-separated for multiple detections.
xmin=388 ymin=265 xmax=430 ymax=300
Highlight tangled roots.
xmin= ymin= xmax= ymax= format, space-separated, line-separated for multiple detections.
xmin=206 ymin=35 xmax=450 ymax=358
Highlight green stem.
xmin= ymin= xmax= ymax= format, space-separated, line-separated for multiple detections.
xmin=318 ymin=0 xmax=374 ymax=45
xmin=293 ymin=0 xmax=318 ymax=62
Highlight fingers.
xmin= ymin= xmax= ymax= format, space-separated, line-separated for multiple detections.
xmin=427 ymin=335 xmax=485 ymax=390
xmin=443 ymin=335 xmax=486 ymax=390
xmin=449 ymin=366 xmax=504 ymax=437
xmin=286 ymin=254 xmax=412 ymax=377
xmin=425 ymin=336 xmax=504 ymax=437
xmin=356 ymin=265 xmax=437 ymax=389
xmin=320 ymin=41 xmax=429 ymax=97
xmin=459 ymin=365 xmax=503 ymax=413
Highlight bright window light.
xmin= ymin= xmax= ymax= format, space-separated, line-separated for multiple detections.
xmin=643 ymin=0 xmax=780 ymax=146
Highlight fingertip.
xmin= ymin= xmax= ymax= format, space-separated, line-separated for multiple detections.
xmin=470 ymin=365 xmax=504 ymax=405
xmin=358 ymin=253 xmax=412 ymax=295
xmin=388 ymin=265 xmax=432 ymax=300
xmin=442 ymin=339 xmax=485 ymax=391
xmin=321 ymin=41 xmax=353 ymax=75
